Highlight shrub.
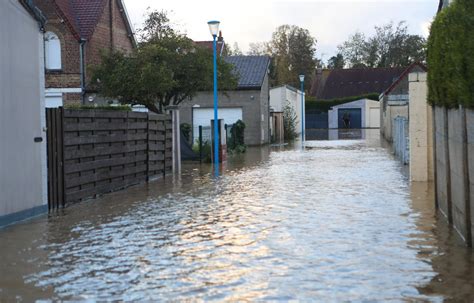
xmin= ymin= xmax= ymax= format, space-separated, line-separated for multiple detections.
xmin=427 ymin=0 xmax=474 ymax=108
xmin=180 ymin=123 xmax=191 ymax=143
xmin=64 ymin=104 xmax=132 ymax=111
xmin=283 ymin=102 xmax=298 ymax=141
xmin=192 ymin=139 xmax=212 ymax=162
xmin=228 ymin=120 xmax=246 ymax=153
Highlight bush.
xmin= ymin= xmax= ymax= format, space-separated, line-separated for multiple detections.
xmin=192 ymin=139 xmax=212 ymax=162
xmin=427 ymin=0 xmax=474 ymax=108
xmin=64 ymin=104 xmax=132 ymax=111
xmin=283 ymin=102 xmax=298 ymax=141
xmin=180 ymin=123 xmax=191 ymax=143
xmin=305 ymin=93 xmax=380 ymax=113
xmin=228 ymin=120 xmax=246 ymax=153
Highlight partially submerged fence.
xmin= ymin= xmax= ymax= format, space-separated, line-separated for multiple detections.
xmin=392 ymin=116 xmax=409 ymax=165
xmin=46 ymin=108 xmax=172 ymax=210
xmin=433 ymin=106 xmax=473 ymax=247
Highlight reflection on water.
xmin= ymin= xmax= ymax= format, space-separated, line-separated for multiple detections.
xmin=305 ymin=128 xmax=380 ymax=141
xmin=0 ymin=129 xmax=473 ymax=301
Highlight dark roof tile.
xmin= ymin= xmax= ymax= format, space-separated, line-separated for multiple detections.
xmin=225 ymin=56 xmax=270 ymax=89
xmin=71 ymin=0 xmax=107 ymax=40
xmin=310 ymin=67 xmax=406 ymax=100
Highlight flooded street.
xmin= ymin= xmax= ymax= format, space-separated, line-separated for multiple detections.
xmin=1 ymin=130 xmax=473 ymax=301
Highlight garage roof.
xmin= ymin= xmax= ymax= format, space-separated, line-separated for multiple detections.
xmin=225 ymin=56 xmax=270 ymax=90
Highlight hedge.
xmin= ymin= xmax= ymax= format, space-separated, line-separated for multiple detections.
xmin=427 ymin=0 xmax=474 ymax=108
xmin=305 ymin=93 xmax=380 ymax=113
xmin=64 ymin=104 xmax=132 ymax=111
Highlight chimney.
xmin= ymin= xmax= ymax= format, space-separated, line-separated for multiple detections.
xmin=218 ymin=31 xmax=224 ymax=42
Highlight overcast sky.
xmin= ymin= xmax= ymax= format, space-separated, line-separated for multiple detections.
xmin=123 ymin=0 xmax=438 ymax=62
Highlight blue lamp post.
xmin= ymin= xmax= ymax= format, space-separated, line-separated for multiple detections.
xmin=208 ymin=20 xmax=220 ymax=176
xmin=299 ymin=74 xmax=305 ymax=144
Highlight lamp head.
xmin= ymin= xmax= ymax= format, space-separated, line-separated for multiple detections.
xmin=299 ymin=74 xmax=305 ymax=82
xmin=207 ymin=20 xmax=220 ymax=37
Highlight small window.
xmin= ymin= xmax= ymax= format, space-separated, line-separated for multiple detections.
xmin=45 ymin=32 xmax=62 ymax=70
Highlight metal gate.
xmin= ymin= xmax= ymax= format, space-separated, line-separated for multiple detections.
xmin=392 ymin=116 xmax=409 ymax=165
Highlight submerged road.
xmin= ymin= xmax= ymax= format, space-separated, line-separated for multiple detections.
xmin=1 ymin=130 xmax=473 ymax=301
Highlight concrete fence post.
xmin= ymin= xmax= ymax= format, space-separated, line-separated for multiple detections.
xmin=167 ymin=106 xmax=181 ymax=174
xmin=408 ymin=72 xmax=433 ymax=181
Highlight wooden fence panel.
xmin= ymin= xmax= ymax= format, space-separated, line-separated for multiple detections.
xmin=47 ymin=109 xmax=173 ymax=207
xmin=46 ymin=108 xmax=65 ymax=210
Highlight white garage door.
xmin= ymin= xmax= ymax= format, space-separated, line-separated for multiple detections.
xmin=192 ymin=107 xmax=242 ymax=143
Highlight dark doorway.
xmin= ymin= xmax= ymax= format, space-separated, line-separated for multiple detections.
xmin=338 ymin=108 xmax=362 ymax=129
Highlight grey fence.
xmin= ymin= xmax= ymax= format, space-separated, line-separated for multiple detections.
xmin=46 ymin=108 xmax=172 ymax=209
xmin=392 ymin=116 xmax=409 ymax=165
xmin=433 ymin=106 xmax=473 ymax=247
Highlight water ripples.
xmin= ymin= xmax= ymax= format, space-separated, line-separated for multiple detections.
xmin=1 ymin=136 xmax=473 ymax=301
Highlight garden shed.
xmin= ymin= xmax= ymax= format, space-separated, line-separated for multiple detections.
xmin=328 ymin=99 xmax=380 ymax=129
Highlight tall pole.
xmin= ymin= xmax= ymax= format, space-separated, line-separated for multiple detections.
xmin=212 ymin=34 xmax=219 ymax=176
xmin=301 ymin=80 xmax=305 ymax=144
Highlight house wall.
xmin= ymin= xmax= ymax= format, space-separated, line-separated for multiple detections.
xmin=36 ymin=0 xmax=83 ymax=105
xmin=0 ymin=0 xmax=47 ymax=226
xmin=86 ymin=0 xmax=134 ymax=80
xmin=36 ymin=0 xmax=135 ymax=106
xmin=380 ymin=65 xmax=425 ymax=141
xmin=179 ymin=88 xmax=269 ymax=146
xmin=269 ymin=86 xmax=303 ymax=135
xmin=408 ymin=72 xmax=434 ymax=182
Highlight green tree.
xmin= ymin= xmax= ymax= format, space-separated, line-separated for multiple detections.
xmin=327 ymin=53 xmax=345 ymax=69
xmin=247 ymin=42 xmax=269 ymax=56
xmin=225 ymin=42 xmax=243 ymax=56
xmin=283 ymin=102 xmax=298 ymax=141
xmin=338 ymin=32 xmax=367 ymax=68
xmin=91 ymin=10 xmax=238 ymax=113
xmin=267 ymin=25 xmax=318 ymax=88
xmin=427 ymin=0 xmax=473 ymax=107
xmin=338 ymin=21 xmax=426 ymax=68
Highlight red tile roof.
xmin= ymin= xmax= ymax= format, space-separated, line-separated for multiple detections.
xmin=54 ymin=0 xmax=81 ymax=40
xmin=71 ymin=0 xmax=107 ymax=40
xmin=51 ymin=0 xmax=131 ymax=42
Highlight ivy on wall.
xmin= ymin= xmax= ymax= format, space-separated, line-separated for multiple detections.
xmin=427 ymin=0 xmax=474 ymax=108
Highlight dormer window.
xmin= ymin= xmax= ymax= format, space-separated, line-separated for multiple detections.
xmin=45 ymin=31 xmax=62 ymax=70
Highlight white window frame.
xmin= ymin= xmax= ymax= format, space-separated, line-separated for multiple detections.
xmin=44 ymin=31 xmax=62 ymax=70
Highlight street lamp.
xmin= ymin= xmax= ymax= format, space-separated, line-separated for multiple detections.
xmin=208 ymin=20 xmax=220 ymax=176
xmin=299 ymin=74 xmax=305 ymax=144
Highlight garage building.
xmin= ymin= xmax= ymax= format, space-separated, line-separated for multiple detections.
xmin=179 ymin=56 xmax=271 ymax=146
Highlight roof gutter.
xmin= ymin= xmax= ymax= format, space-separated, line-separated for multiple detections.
xmin=79 ymin=39 xmax=87 ymax=104
xmin=23 ymin=0 xmax=47 ymax=29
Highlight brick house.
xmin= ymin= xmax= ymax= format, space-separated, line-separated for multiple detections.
xmin=35 ymin=0 xmax=136 ymax=107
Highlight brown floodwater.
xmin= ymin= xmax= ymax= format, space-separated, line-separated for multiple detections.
xmin=0 ymin=129 xmax=473 ymax=302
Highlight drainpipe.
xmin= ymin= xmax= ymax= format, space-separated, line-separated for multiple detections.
xmin=79 ymin=39 xmax=86 ymax=104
